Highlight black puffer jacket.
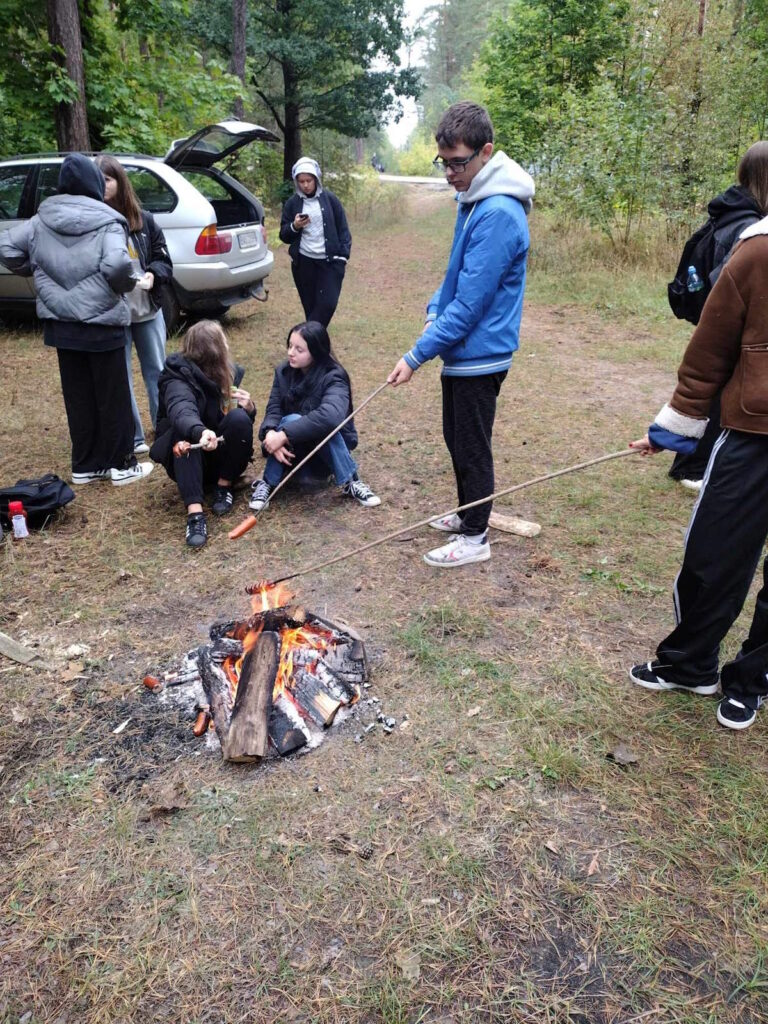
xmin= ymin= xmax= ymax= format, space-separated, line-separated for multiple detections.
xmin=150 ymin=354 xmax=252 ymax=464
xmin=259 ymin=360 xmax=357 ymax=451
xmin=131 ymin=210 xmax=173 ymax=311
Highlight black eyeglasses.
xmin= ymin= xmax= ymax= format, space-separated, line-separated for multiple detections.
xmin=432 ymin=147 xmax=481 ymax=173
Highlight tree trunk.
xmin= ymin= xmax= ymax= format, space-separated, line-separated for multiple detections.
xmin=47 ymin=0 xmax=91 ymax=151
xmin=697 ymin=0 xmax=707 ymax=37
xmin=231 ymin=0 xmax=247 ymax=119
xmin=282 ymin=62 xmax=302 ymax=180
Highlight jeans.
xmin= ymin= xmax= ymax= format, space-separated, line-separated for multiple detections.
xmin=126 ymin=309 xmax=166 ymax=444
xmin=263 ymin=414 xmax=357 ymax=487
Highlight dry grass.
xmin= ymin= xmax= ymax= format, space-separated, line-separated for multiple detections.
xmin=1 ymin=188 xmax=768 ymax=1024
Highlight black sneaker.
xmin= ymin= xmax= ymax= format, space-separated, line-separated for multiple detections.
xmin=248 ymin=479 xmax=274 ymax=512
xmin=211 ymin=485 xmax=233 ymax=516
xmin=185 ymin=512 xmax=208 ymax=548
xmin=629 ymin=661 xmax=720 ymax=696
xmin=343 ymin=477 xmax=381 ymax=507
xmin=717 ymin=696 xmax=762 ymax=730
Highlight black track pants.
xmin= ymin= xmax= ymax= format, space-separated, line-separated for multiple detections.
xmin=441 ymin=371 xmax=506 ymax=535
xmin=162 ymin=408 xmax=254 ymax=508
xmin=669 ymin=392 xmax=722 ymax=481
xmin=57 ymin=346 xmax=134 ymax=473
xmin=291 ymin=254 xmax=345 ymax=326
xmin=657 ymin=429 xmax=768 ymax=707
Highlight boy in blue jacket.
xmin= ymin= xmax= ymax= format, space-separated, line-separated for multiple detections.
xmin=388 ymin=102 xmax=534 ymax=567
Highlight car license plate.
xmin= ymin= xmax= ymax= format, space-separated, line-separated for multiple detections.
xmin=238 ymin=230 xmax=258 ymax=250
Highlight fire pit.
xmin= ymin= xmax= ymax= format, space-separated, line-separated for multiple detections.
xmin=146 ymin=582 xmax=368 ymax=763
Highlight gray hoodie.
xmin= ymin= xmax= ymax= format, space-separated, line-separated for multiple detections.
xmin=457 ymin=150 xmax=535 ymax=214
xmin=0 ymin=179 xmax=136 ymax=342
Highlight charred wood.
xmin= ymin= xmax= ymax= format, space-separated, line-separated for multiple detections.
xmin=269 ymin=694 xmax=310 ymax=755
xmin=199 ymin=647 xmax=234 ymax=751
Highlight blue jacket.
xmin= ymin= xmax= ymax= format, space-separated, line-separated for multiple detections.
xmin=403 ymin=151 xmax=534 ymax=377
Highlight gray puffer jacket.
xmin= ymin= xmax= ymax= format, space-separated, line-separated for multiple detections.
xmin=0 ymin=195 xmax=135 ymax=327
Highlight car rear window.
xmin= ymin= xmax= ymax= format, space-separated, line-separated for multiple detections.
xmin=34 ymin=164 xmax=62 ymax=211
xmin=0 ymin=165 xmax=33 ymax=220
xmin=179 ymin=170 xmax=233 ymax=201
xmin=123 ymin=166 xmax=177 ymax=213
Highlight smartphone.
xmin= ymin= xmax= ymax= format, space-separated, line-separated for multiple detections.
xmin=298 ymin=213 xmax=310 ymax=223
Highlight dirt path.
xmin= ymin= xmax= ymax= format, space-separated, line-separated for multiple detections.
xmin=1 ymin=190 xmax=766 ymax=1024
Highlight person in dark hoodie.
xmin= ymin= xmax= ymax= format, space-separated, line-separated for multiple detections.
xmin=388 ymin=102 xmax=534 ymax=568
xmin=248 ymin=321 xmax=380 ymax=512
xmin=668 ymin=141 xmax=768 ymax=491
xmin=150 ymin=320 xmax=256 ymax=548
xmin=279 ymin=158 xmax=351 ymax=326
xmin=0 ymin=153 xmax=152 ymax=486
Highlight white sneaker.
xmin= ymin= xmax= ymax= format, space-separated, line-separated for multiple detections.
xmin=343 ymin=477 xmax=381 ymax=508
xmin=248 ymin=478 xmax=274 ymax=512
xmin=423 ymin=533 xmax=490 ymax=567
xmin=71 ymin=469 xmax=109 ymax=485
xmin=680 ymin=479 xmax=703 ymax=492
xmin=110 ymin=462 xmax=154 ymax=487
xmin=134 ymin=441 xmax=150 ymax=456
xmin=429 ymin=512 xmax=463 ymax=532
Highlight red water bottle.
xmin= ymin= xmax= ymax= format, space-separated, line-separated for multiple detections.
xmin=9 ymin=500 xmax=29 ymax=540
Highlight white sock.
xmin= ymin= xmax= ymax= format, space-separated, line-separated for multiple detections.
xmin=464 ymin=532 xmax=487 ymax=545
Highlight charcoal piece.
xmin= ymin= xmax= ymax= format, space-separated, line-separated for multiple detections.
xmin=269 ymin=694 xmax=310 ymax=755
xmin=209 ymin=620 xmax=238 ymax=642
xmin=290 ymin=666 xmax=343 ymax=727
xmin=210 ymin=637 xmax=244 ymax=662
xmin=199 ymin=646 xmax=234 ymax=751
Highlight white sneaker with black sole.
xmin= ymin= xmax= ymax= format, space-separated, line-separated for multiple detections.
xmin=424 ymin=533 xmax=490 ymax=567
xmin=71 ymin=469 xmax=110 ymax=485
xmin=343 ymin=478 xmax=381 ymax=507
xmin=628 ymin=661 xmax=720 ymax=695
xmin=110 ymin=462 xmax=154 ymax=486
xmin=248 ymin=479 xmax=274 ymax=512
xmin=134 ymin=441 xmax=150 ymax=456
xmin=429 ymin=512 xmax=463 ymax=532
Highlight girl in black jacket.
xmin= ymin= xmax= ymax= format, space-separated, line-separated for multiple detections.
xmin=97 ymin=155 xmax=173 ymax=456
xmin=279 ymin=158 xmax=351 ymax=326
xmin=151 ymin=320 xmax=256 ymax=547
xmin=249 ymin=321 xmax=380 ymax=511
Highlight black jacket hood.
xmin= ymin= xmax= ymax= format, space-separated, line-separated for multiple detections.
xmin=708 ymin=184 xmax=763 ymax=222
xmin=58 ymin=154 xmax=106 ymax=202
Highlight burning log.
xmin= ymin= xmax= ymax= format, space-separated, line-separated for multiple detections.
xmin=269 ymin=694 xmax=310 ymax=755
xmin=223 ymin=632 xmax=280 ymax=763
xmin=199 ymin=647 xmax=234 ymax=751
xmin=289 ymin=665 xmax=344 ymax=727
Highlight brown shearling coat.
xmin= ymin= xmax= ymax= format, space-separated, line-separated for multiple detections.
xmin=670 ymin=234 xmax=768 ymax=435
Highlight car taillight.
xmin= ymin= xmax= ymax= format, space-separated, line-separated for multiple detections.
xmin=195 ymin=225 xmax=232 ymax=255
xmin=260 ymin=224 xmax=267 ymax=244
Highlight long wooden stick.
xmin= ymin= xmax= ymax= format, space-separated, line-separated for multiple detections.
xmin=229 ymin=380 xmax=391 ymax=540
xmin=263 ymin=447 xmax=640 ymax=586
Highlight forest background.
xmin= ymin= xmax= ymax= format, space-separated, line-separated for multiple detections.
xmin=3 ymin=0 xmax=768 ymax=249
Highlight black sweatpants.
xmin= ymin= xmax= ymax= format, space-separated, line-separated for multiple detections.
xmin=162 ymin=408 xmax=254 ymax=507
xmin=657 ymin=429 xmax=768 ymax=708
xmin=291 ymin=254 xmax=345 ymax=326
xmin=669 ymin=392 xmax=722 ymax=481
xmin=56 ymin=346 xmax=134 ymax=473
xmin=441 ymin=371 xmax=507 ymax=535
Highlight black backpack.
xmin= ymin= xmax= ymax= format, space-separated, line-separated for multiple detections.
xmin=667 ymin=218 xmax=719 ymax=325
xmin=0 ymin=474 xmax=75 ymax=530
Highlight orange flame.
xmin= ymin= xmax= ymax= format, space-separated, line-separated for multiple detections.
xmin=249 ymin=580 xmax=294 ymax=616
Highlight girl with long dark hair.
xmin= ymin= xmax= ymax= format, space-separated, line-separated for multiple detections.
xmin=97 ymin=155 xmax=173 ymax=456
xmin=249 ymin=321 xmax=380 ymax=511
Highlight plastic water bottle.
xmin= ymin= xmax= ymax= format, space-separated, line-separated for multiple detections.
xmin=9 ymin=500 xmax=29 ymax=540
xmin=686 ymin=265 xmax=704 ymax=293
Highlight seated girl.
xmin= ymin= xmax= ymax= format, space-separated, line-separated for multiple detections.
xmin=249 ymin=321 xmax=380 ymax=511
xmin=150 ymin=320 xmax=256 ymax=548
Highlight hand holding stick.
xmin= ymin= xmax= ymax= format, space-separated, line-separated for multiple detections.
xmin=173 ymin=434 xmax=224 ymax=458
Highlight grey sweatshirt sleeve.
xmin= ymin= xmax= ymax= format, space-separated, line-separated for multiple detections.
xmin=100 ymin=224 xmax=137 ymax=294
xmin=0 ymin=221 xmax=33 ymax=276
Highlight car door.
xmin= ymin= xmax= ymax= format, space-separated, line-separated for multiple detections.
xmin=0 ymin=164 xmax=37 ymax=300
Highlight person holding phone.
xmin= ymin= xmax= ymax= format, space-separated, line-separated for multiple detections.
xmin=279 ymin=157 xmax=351 ymax=326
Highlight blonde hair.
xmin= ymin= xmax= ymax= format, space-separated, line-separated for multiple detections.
xmin=181 ymin=320 xmax=233 ymax=410
xmin=95 ymin=155 xmax=143 ymax=232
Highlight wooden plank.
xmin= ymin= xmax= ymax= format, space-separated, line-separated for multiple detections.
xmin=224 ymin=631 xmax=280 ymax=763
xmin=488 ymin=512 xmax=541 ymax=537
xmin=0 ymin=630 xmax=52 ymax=669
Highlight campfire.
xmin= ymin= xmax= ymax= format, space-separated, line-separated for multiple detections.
xmin=145 ymin=582 xmax=368 ymax=762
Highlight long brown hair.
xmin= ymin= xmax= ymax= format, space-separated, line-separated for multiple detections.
xmin=95 ymin=155 xmax=143 ymax=231
xmin=181 ymin=320 xmax=233 ymax=410
xmin=738 ymin=141 xmax=768 ymax=215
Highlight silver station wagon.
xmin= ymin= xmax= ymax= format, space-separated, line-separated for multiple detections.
xmin=0 ymin=120 xmax=279 ymax=331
